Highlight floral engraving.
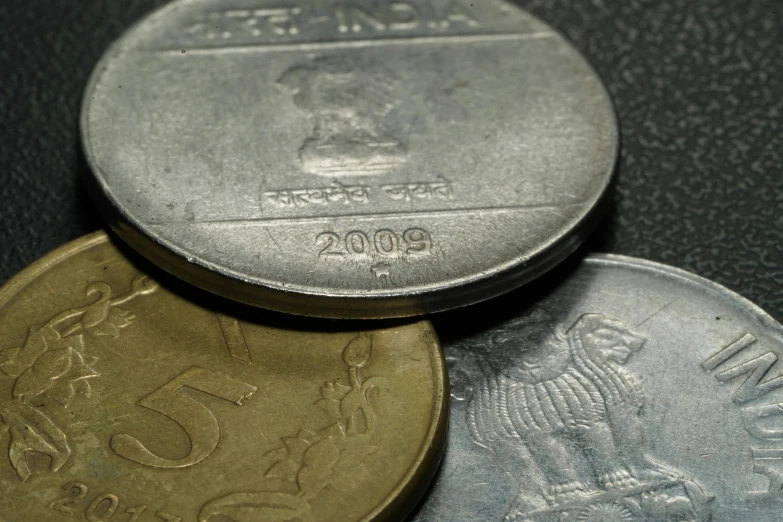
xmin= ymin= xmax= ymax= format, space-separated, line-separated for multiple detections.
xmin=0 ymin=274 xmax=158 ymax=482
xmin=199 ymin=332 xmax=389 ymax=522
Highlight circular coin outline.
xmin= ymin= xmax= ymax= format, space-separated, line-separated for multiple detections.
xmin=0 ymin=231 xmax=449 ymax=522
xmin=81 ymin=0 xmax=618 ymax=318
xmin=414 ymin=253 xmax=783 ymax=521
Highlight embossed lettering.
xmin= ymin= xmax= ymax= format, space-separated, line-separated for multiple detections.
xmin=85 ymin=493 xmax=118 ymax=522
xmin=126 ymin=505 xmax=147 ymax=522
xmin=381 ymin=177 xmax=453 ymax=202
xmin=714 ymin=353 xmax=783 ymax=404
xmin=217 ymin=315 xmax=252 ymax=364
xmin=440 ymin=1 xmax=479 ymax=28
xmin=388 ymin=2 xmax=421 ymax=30
xmin=316 ymin=228 xmax=433 ymax=259
xmin=316 ymin=232 xmax=343 ymax=257
xmin=337 ymin=3 xmax=387 ymax=33
xmin=111 ymin=367 xmax=258 ymax=468
xmin=264 ymin=183 xmax=370 ymax=209
xmin=182 ymin=1 xmax=484 ymax=43
xmin=374 ymin=230 xmax=398 ymax=255
xmin=702 ymin=333 xmax=757 ymax=371
xmin=49 ymin=482 xmax=89 ymax=515
xmin=48 ymin=482 xmax=185 ymax=521
xmin=260 ymin=8 xmax=302 ymax=35
xmin=403 ymin=228 xmax=432 ymax=254
xmin=743 ymin=403 xmax=783 ymax=440
xmin=334 ymin=0 xmax=477 ymax=33
xmin=705 ymin=335 xmax=783 ymax=500
xmin=346 ymin=231 xmax=371 ymax=255
xmin=751 ymin=449 xmax=783 ymax=499
xmin=703 ymin=334 xmax=783 ymax=404
xmin=186 ymin=8 xmax=302 ymax=40
xmin=263 ymin=178 xmax=452 ymax=209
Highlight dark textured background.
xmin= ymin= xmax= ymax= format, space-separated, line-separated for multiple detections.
xmin=1 ymin=0 xmax=782 ymax=320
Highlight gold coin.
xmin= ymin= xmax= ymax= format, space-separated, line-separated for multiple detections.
xmin=0 ymin=232 xmax=447 ymax=522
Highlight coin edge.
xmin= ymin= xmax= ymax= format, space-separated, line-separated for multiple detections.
xmin=78 ymin=0 xmax=619 ymax=318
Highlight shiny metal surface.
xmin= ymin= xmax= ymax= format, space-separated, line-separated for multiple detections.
xmin=414 ymin=254 xmax=783 ymax=521
xmin=0 ymin=232 xmax=447 ymax=521
xmin=81 ymin=0 xmax=617 ymax=318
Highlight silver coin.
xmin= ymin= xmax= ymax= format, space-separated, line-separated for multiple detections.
xmin=81 ymin=0 xmax=617 ymax=318
xmin=414 ymin=255 xmax=783 ymax=521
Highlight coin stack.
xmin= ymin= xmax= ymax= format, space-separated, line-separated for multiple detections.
xmin=1 ymin=1 xmax=781 ymax=521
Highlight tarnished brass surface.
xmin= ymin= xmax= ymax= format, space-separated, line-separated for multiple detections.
xmin=0 ymin=232 xmax=447 ymax=521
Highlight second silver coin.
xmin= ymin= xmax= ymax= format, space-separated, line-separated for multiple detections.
xmin=416 ymin=255 xmax=783 ymax=521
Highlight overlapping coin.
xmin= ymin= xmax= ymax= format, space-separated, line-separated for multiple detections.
xmin=81 ymin=0 xmax=617 ymax=318
xmin=414 ymin=255 xmax=783 ymax=521
xmin=0 ymin=232 xmax=446 ymax=521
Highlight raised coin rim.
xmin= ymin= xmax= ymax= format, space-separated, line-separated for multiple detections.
xmin=414 ymin=253 xmax=783 ymax=520
xmin=586 ymin=253 xmax=783 ymax=334
xmin=0 ymin=231 xmax=449 ymax=522
xmin=80 ymin=0 xmax=619 ymax=318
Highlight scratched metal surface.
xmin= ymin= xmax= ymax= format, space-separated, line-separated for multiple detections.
xmin=79 ymin=0 xmax=618 ymax=318
xmin=1 ymin=1 xmax=783 ymax=521
xmin=416 ymin=254 xmax=783 ymax=521
xmin=1 ymin=0 xmax=780 ymax=321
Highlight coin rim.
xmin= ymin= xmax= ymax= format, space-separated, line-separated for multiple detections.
xmin=587 ymin=254 xmax=783 ymax=335
xmin=0 ymin=231 xmax=450 ymax=522
xmin=79 ymin=0 xmax=619 ymax=318
xmin=415 ymin=253 xmax=783 ymax=520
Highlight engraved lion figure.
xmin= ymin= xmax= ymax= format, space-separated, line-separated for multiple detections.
xmin=463 ymin=310 xmax=712 ymax=521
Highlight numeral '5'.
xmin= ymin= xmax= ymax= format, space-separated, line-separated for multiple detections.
xmin=111 ymin=367 xmax=258 ymax=468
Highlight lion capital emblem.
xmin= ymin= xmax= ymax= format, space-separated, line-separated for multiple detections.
xmin=465 ymin=311 xmax=713 ymax=522
xmin=278 ymin=55 xmax=407 ymax=177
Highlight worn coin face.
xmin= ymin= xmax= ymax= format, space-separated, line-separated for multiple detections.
xmin=81 ymin=0 xmax=617 ymax=318
xmin=0 ymin=232 xmax=446 ymax=521
xmin=413 ymin=255 xmax=783 ymax=521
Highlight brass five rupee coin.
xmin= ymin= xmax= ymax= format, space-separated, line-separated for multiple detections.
xmin=0 ymin=232 xmax=447 ymax=521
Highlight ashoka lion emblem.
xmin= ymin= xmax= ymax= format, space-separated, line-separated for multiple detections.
xmin=466 ymin=310 xmax=714 ymax=521
xmin=278 ymin=55 xmax=407 ymax=177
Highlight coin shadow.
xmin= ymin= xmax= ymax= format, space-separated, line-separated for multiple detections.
xmin=431 ymin=225 xmax=606 ymax=351
xmin=103 ymin=191 xmax=617 ymax=340
xmin=583 ymin=188 xmax=618 ymax=253
xmin=76 ymin=124 xmax=618 ymax=337
xmin=107 ymin=230 xmax=421 ymax=333
xmin=74 ymin=142 xmax=105 ymax=232
xmin=72 ymin=143 xmax=415 ymax=332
